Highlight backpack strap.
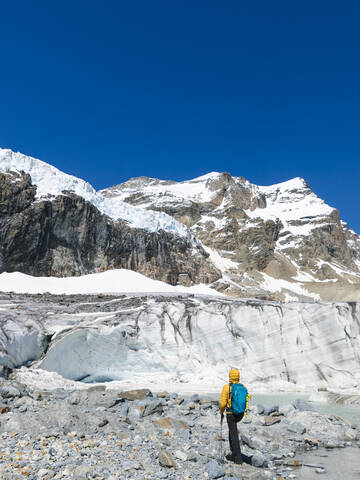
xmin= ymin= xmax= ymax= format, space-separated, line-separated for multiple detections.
xmin=226 ymin=383 xmax=232 ymax=413
xmin=241 ymin=383 xmax=252 ymax=418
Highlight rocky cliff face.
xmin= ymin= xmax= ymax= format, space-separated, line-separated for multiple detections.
xmin=101 ymin=172 xmax=360 ymax=301
xmin=0 ymin=171 xmax=220 ymax=284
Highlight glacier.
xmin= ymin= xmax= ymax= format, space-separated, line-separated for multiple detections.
xmin=0 ymin=148 xmax=192 ymax=239
xmin=1 ymin=293 xmax=359 ymax=393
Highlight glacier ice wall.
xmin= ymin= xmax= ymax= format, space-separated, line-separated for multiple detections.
xmin=34 ymin=296 xmax=360 ymax=390
xmin=0 ymin=312 xmax=48 ymax=369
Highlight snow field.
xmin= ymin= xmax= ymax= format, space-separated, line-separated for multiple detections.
xmin=0 ymin=269 xmax=224 ymax=296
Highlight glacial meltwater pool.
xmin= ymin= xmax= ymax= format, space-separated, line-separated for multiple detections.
xmin=203 ymin=392 xmax=360 ymax=479
xmin=253 ymin=394 xmax=360 ymax=479
xmin=251 ymin=393 xmax=360 ymax=425
xmin=203 ymin=392 xmax=360 ymax=425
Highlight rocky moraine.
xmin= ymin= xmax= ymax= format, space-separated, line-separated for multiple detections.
xmin=1 ymin=376 xmax=360 ymax=480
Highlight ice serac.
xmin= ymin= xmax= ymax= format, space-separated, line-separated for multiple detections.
xmin=0 ymin=310 xmax=49 ymax=369
xmin=31 ymin=295 xmax=360 ymax=390
xmin=101 ymin=172 xmax=360 ymax=301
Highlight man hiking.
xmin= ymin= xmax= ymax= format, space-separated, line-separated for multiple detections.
xmin=219 ymin=368 xmax=249 ymax=465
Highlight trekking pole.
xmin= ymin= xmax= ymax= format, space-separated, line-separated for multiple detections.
xmin=219 ymin=414 xmax=224 ymax=464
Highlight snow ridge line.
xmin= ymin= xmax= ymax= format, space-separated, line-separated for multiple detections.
xmin=0 ymin=148 xmax=193 ymax=240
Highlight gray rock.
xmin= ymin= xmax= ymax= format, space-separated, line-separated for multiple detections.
xmin=118 ymin=389 xmax=153 ymax=401
xmin=251 ymin=452 xmax=266 ymax=467
xmin=264 ymin=415 xmax=281 ymax=426
xmin=343 ymin=428 xmax=358 ymax=441
xmin=98 ymin=418 xmax=108 ymax=427
xmin=141 ymin=399 xmax=163 ymax=417
xmin=69 ymin=392 xmax=81 ymax=405
xmin=187 ymin=451 xmax=198 ymax=462
xmin=73 ymin=464 xmax=92 ymax=479
xmin=120 ymin=403 xmax=129 ymax=417
xmin=279 ymin=404 xmax=295 ymax=416
xmin=191 ymin=394 xmax=201 ymax=403
xmin=37 ymin=469 xmax=54 ymax=478
xmin=158 ymin=450 xmax=176 ymax=468
xmin=174 ymin=450 xmax=188 ymax=461
xmin=241 ymin=432 xmax=266 ymax=450
xmin=264 ymin=405 xmax=279 ymax=416
xmin=0 ymin=384 xmax=20 ymax=398
xmin=156 ymin=391 xmax=169 ymax=398
xmin=287 ymin=422 xmax=306 ymax=435
xmin=292 ymin=399 xmax=315 ymax=411
xmin=205 ymin=460 xmax=225 ymax=478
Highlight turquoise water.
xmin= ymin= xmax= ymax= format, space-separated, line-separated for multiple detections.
xmin=203 ymin=392 xmax=360 ymax=425
xmin=239 ymin=394 xmax=360 ymax=480
xmin=252 ymin=393 xmax=360 ymax=426
xmin=297 ymin=447 xmax=360 ymax=479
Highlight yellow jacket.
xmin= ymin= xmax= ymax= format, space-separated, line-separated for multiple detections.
xmin=220 ymin=368 xmax=249 ymax=415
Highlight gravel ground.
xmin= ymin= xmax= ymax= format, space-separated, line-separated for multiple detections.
xmin=1 ymin=376 xmax=360 ymax=480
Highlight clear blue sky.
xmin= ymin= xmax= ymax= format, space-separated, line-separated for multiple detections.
xmin=1 ymin=1 xmax=360 ymax=231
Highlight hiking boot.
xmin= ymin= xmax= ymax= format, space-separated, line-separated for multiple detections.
xmin=225 ymin=454 xmax=235 ymax=461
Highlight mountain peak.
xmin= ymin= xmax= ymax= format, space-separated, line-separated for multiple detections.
xmin=259 ymin=176 xmax=308 ymax=192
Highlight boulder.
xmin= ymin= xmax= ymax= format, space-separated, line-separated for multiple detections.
xmin=174 ymin=450 xmax=188 ymax=461
xmin=156 ymin=391 xmax=169 ymax=398
xmin=251 ymin=452 xmax=266 ymax=467
xmin=98 ymin=418 xmax=108 ymax=427
xmin=264 ymin=416 xmax=281 ymax=426
xmin=287 ymin=422 xmax=306 ymax=435
xmin=158 ymin=450 xmax=176 ymax=468
xmin=153 ymin=416 xmax=190 ymax=439
xmin=118 ymin=389 xmax=153 ymax=401
xmin=190 ymin=394 xmax=200 ymax=403
xmin=304 ymin=435 xmax=319 ymax=446
xmin=205 ymin=460 xmax=225 ymax=479
xmin=343 ymin=428 xmax=358 ymax=441
xmin=292 ymin=399 xmax=315 ymax=412
xmin=68 ymin=392 xmax=81 ymax=405
xmin=140 ymin=399 xmax=163 ymax=417
xmin=73 ymin=465 xmax=92 ymax=479
xmin=264 ymin=405 xmax=279 ymax=416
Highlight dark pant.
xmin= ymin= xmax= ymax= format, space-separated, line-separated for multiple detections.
xmin=226 ymin=413 xmax=244 ymax=462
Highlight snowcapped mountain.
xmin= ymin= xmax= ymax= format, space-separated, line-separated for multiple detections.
xmin=0 ymin=148 xmax=191 ymax=238
xmin=101 ymin=171 xmax=360 ymax=301
xmin=1 ymin=147 xmax=360 ymax=301
xmin=0 ymin=148 xmax=219 ymax=285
